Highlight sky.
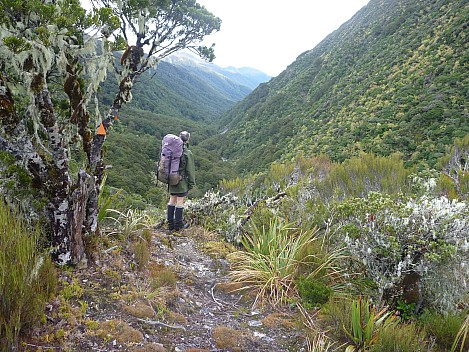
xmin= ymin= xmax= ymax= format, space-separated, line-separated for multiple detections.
xmin=197 ymin=0 xmax=370 ymax=76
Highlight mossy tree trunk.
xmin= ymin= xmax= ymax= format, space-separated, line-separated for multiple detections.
xmin=1 ymin=71 xmax=88 ymax=265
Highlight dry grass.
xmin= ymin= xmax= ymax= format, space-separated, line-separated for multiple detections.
xmin=262 ymin=313 xmax=296 ymax=329
xmin=149 ymin=263 xmax=178 ymax=289
xmin=201 ymin=240 xmax=237 ymax=259
xmin=96 ymin=319 xmax=143 ymax=344
xmin=122 ymin=301 xmax=155 ymax=319
xmin=228 ymin=218 xmax=325 ymax=307
xmin=212 ymin=326 xmax=245 ymax=350
xmin=131 ymin=343 xmax=167 ymax=352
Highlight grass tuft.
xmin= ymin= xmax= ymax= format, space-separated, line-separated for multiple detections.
xmin=0 ymin=202 xmax=57 ymax=351
xmin=228 ymin=217 xmax=324 ymax=307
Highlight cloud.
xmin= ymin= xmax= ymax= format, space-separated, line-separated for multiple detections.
xmin=198 ymin=0 xmax=370 ymax=76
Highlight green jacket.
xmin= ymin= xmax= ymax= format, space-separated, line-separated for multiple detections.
xmin=169 ymin=145 xmax=195 ymax=194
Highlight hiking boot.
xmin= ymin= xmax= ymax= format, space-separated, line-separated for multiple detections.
xmin=167 ymin=204 xmax=175 ymax=231
xmin=167 ymin=219 xmax=175 ymax=232
xmin=174 ymin=206 xmax=188 ymax=231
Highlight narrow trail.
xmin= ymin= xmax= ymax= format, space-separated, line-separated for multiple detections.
xmin=27 ymin=226 xmax=308 ymax=351
xmin=149 ymin=228 xmax=307 ymax=351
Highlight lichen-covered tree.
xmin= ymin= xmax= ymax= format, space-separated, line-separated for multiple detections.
xmin=438 ymin=134 xmax=469 ymax=200
xmin=0 ymin=0 xmax=220 ymax=265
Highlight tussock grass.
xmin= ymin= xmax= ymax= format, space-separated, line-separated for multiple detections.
xmin=133 ymin=239 xmax=150 ymax=269
xmin=369 ymin=321 xmax=429 ymax=352
xmin=106 ymin=208 xmax=153 ymax=240
xmin=0 ymin=202 xmax=57 ymax=351
xmin=228 ymin=218 xmax=314 ymax=306
xmin=228 ymin=217 xmax=343 ymax=308
xmin=418 ymin=309 xmax=465 ymax=351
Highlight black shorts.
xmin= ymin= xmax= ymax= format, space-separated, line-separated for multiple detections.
xmin=170 ymin=192 xmax=188 ymax=197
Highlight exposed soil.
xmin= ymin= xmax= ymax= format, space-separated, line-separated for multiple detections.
xmin=22 ymin=226 xmax=309 ymax=352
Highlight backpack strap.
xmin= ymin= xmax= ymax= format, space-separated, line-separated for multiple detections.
xmin=167 ymin=152 xmax=172 ymax=192
xmin=178 ymin=148 xmax=187 ymax=180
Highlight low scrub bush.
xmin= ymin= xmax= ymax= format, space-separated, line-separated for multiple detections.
xmin=318 ymin=153 xmax=413 ymax=201
xmin=336 ymin=192 xmax=469 ymax=313
xmin=0 ymin=202 xmax=57 ymax=351
xmin=418 ymin=309 xmax=466 ymax=351
xmin=296 ymin=276 xmax=332 ymax=308
xmin=437 ymin=134 xmax=469 ymax=201
xmin=369 ymin=321 xmax=430 ymax=352
xmin=185 ymin=191 xmax=246 ymax=241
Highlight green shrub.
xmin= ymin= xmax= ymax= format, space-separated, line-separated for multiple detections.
xmin=396 ymin=298 xmax=416 ymax=320
xmin=369 ymin=321 xmax=430 ymax=352
xmin=419 ymin=309 xmax=465 ymax=351
xmin=0 ymin=202 xmax=57 ymax=351
xmin=296 ymin=276 xmax=332 ymax=308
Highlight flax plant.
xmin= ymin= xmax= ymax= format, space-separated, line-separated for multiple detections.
xmin=344 ymin=297 xmax=399 ymax=352
xmin=106 ymin=208 xmax=152 ymax=240
xmin=451 ymin=314 xmax=469 ymax=352
xmin=97 ymin=174 xmax=123 ymax=224
xmin=228 ymin=217 xmax=325 ymax=307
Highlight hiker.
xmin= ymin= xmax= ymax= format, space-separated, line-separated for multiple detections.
xmin=166 ymin=131 xmax=195 ymax=231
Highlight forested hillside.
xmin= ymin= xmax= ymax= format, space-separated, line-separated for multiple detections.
xmin=100 ymin=57 xmax=263 ymax=201
xmin=99 ymin=58 xmax=258 ymax=122
xmin=212 ymin=0 xmax=468 ymax=173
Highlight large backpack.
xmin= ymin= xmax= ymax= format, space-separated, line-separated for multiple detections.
xmin=157 ymin=134 xmax=184 ymax=185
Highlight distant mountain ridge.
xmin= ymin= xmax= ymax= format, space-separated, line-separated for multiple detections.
xmin=164 ymin=52 xmax=272 ymax=90
xmin=104 ymin=0 xmax=468 ymax=200
xmin=101 ymin=52 xmax=271 ymax=123
xmin=212 ymin=0 xmax=468 ymax=172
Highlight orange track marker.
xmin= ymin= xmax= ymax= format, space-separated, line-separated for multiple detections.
xmin=97 ymin=123 xmax=106 ymax=135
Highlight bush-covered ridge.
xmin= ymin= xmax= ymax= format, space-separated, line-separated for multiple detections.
xmin=215 ymin=0 xmax=468 ymax=173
